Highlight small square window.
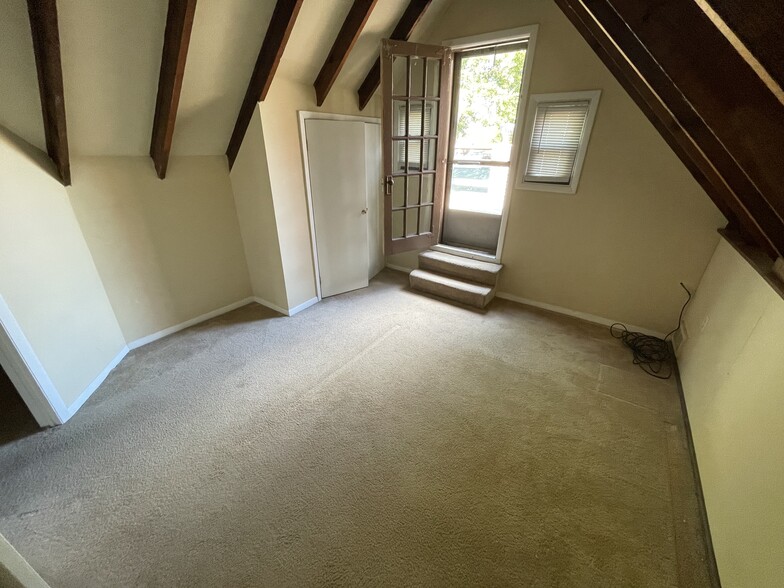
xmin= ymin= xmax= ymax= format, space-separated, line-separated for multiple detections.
xmin=516 ymin=90 xmax=601 ymax=193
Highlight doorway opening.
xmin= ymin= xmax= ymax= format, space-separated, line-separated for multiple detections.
xmin=0 ymin=361 xmax=39 ymax=444
xmin=437 ymin=34 xmax=532 ymax=260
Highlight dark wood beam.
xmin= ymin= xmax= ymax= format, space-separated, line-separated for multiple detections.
xmin=554 ymin=0 xmax=784 ymax=258
xmin=603 ymin=0 xmax=784 ymax=213
xmin=357 ymin=0 xmax=433 ymax=110
xmin=314 ymin=0 xmax=379 ymax=107
xmin=27 ymin=0 xmax=70 ymax=185
xmin=150 ymin=0 xmax=198 ymax=179
xmin=226 ymin=0 xmax=304 ymax=168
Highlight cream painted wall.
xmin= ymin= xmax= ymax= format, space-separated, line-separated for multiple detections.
xmin=389 ymin=0 xmax=726 ymax=334
xmin=257 ymin=77 xmax=382 ymax=309
xmin=677 ymin=238 xmax=784 ymax=588
xmin=67 ymin=156 xmax=252 ymax=343
xmin=0 ymin=127 xmax=126 ymax=407
xmin=230 ymin=106 xmax=288 ymax=311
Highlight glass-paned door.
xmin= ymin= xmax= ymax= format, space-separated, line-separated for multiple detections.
xmin=381 ymin=39 xmax=453 ymax=255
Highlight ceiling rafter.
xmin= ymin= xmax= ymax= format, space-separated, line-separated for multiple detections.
xmin=27 ymin=0 xmax=70 ymax=185
xmin=357 ymin=0 xmax=433 ymax=110
xmin=226 ymin=0 xmax=304 ymax=168
xmin=150 ymin=0 xmax=198 ymax=179
xmin=554 ymin=0 xmax=784 ymax=259
xmin=314 ymin=0 xmax=380 ymax=107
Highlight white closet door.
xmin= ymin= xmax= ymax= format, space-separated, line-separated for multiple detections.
xmin=305 ymin=119 xmax=369 ymax=298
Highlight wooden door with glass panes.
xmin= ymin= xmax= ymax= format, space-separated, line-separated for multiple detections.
xmin=381 ymin=39 xmax=453 ymax=254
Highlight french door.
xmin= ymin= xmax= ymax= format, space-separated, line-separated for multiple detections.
xmin=381 ymin=39 xmax=453 ymax=255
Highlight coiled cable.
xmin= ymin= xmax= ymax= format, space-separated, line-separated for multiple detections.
xmin=609 ymin=283 xmax=692 ymax=379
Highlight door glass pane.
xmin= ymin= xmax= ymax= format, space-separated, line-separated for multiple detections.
xmin=393 ymin=100 xmax=408 ymax=137
xmin=425 ymin=58 xmax=441 ymax=97
xmin=406 ymin=208 xmax=419 ymax=237
xmin=421 ymin=174 xmax=434 ymax=203
xmin=449 ymin=164 xmax=508 ymax=215
xmin=392 ymin=176 xmax=406 ymax=208
xmin=409 ymin=101 xmax=424 ymax=136
xmin=424 ymin=100 xmax=438 ymax=136
xmin=407 ymin=174 xmax=421 ymax=205
xmin=423 ymin=139 xmax=437 ymax=171
xmin=392 ymin=210 xmax=404 ymax=238
xmin=419 ymin=205 xmax=432 ymax=233
xmin=392 ymin=56 xmax=408 ymax=96
xmin=407 ymin=139 xmax=422 ymax=171
xmin=410 ymin=56 xmax=424 ymax=97
xmin=393 ymin=140 xmax=406 ymax=173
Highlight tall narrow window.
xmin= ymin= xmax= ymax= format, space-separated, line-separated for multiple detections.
xmin=517 ymin=90 xmax=601 ymax=194
xmin=446 ymin=41 xmax=529 ymax=216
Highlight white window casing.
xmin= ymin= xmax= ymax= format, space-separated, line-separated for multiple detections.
xmin=515 ymin=90 xmax=601 ymax=194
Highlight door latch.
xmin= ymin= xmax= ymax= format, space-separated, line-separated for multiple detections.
xmin=385 ymin=175 xmax=394 ymax=196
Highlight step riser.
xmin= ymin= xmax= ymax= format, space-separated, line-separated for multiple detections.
xmin=410 ymin=274 xmax=494 ymax=309
xmin=419 ymin=257 xmax=499 ymax=286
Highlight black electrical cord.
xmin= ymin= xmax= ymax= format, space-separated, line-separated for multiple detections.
xmin=609 ymin=283 xmax=692 ymax=379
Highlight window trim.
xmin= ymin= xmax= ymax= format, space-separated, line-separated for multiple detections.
xmin=515 ymin=90 xmax=601 ymax=194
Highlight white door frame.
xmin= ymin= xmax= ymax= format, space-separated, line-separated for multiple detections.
xmin=432 ymin=25 xmax=539 ymax=264
xmin=0 ymin=295 xmax=65 ymax=427
xmin=298 ymin=111 xmax=381 ymax=300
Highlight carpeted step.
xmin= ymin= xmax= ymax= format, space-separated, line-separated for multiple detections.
xmin=409 ymin=269 xmax=495 ymax=308
xmin=418 ymin=250 xmax=502 ymax=286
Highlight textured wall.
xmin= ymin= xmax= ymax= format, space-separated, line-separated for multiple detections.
xmin=68 ymin=156 xmax=252 ymax=343
xmin=0 ymin=127 xmax=126 ymax=406
xmin=677 ymin=238 xmax=784 ymax=588
xmin=230 ymin=106 xmax=289 ymax=311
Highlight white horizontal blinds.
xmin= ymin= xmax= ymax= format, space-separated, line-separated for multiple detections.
xmin=525 ymin=100 xmax=590 ymax=184
xmin=397 ymin=103 xmax=433 ymax=169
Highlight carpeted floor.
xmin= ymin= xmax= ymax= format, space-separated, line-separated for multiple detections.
xmin=0 ymin=270 xmax=711 ymax=587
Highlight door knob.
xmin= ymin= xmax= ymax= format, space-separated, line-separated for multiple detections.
xmin=361 ymin=208 xmax=368 ymax=215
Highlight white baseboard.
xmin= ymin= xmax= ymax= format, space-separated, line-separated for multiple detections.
xmin=495 ymin=291 xmax=666 ymax=339
xmin=253 ymin=296 xmax=289 ymax=315
xmin=254 ymin=295 xmax=319 ymax=316
xmin=128 ymin=297 xmax=255 ymax=350
xmin=385 ymin=263 xmax=414 ymax=273
xmin=1 ymin=292 xmax=321 ymax=427
xmin=60 ymin=297 xmax=260 ymax=423
xmin=288 ymin=296 xmax=319 ymax=316
xmin=64 ymin=345 xmax=129 ymax=420
xmin=0 ymin=294 xmax=66 ymax=426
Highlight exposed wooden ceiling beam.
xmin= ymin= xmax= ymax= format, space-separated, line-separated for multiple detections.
xmin=27 ymin=0 xmax=70 ymax=185
xmin=150 ymin=0 xmax=198 ymax=179
xmin=357 ymin=0 xmax=432 ymax=111
xmin=555 ymin=0 xmax=784 ymax=259
xmin=226 ymin=0 xmax=304 ymax=168
xmin=314 ymin=0 xmax=380 ymax=107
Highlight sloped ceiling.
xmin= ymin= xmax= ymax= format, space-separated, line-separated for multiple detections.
xmin=0 ymin=0 xmax=46 ymax=151
xmin=0 ymin=0 xmax=452 ymax=158
xmin=58 ymin=0 xmax=167 ymax=156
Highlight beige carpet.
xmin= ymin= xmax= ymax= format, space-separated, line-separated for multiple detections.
xmin=0 ymin=270 xmax=711 ymax=587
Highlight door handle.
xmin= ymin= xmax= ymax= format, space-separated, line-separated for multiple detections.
xmin=384 ymin=176 xmax=394 ymax=195
xmin=361 ymin=208 xmax=368 ymax=215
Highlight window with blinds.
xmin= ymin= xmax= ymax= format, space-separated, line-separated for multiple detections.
xmin=516 ymin=90 xmax=600 ymax=194
xmin=524 ymin=101 xmax=590 ymax=184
